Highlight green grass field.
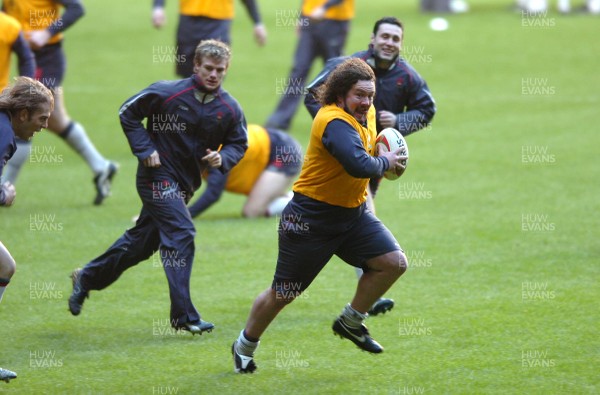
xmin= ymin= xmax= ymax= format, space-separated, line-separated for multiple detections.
xmin=2 ymin=0 xmax=599 ymax=393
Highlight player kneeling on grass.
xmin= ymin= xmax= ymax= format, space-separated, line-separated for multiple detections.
xmin=232 ymin=58 xmax=408 ymax=373
xmin=0 ymin=76 xmax=54 ymax=383
xmin=188 ymin=124 xmax=302 ymax=218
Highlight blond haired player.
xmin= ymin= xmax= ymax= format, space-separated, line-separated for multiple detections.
xmin=3 ymin=0 xmax=118 ymax=205
xmin=0 ymin=77 xmax=54 ymax=383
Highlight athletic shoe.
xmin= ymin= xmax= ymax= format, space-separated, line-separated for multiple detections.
xmin=0 ymin=367 xmax=17 ymax=383
xmin=68 ymin=268 xmax=88 ymax=316
xmin=368 ymin=298 xmax=395 ymax=316
xmin=177 ymin=320 xmax=214 ymax=335
xmin=93 ymin=162 xmax=118 ymax=205
xmin=232 ymin=341 xmax=257 ymax=373
xmin=332 ymin=317 xmax=384 ymax=353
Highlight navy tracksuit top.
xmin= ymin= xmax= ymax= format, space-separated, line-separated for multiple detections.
xmin=119 ymin=75 xmax=248 ymax=196
xmin=305 ymin=49 xmax=437 ymax=136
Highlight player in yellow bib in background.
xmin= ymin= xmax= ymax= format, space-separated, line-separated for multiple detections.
xmin=0 ymin=12 xmax=35 ymax=91
xmin=188 ymin=124 xmax=302 ymax=218
xmin=152 ymin=0 xmax=267 ymax=77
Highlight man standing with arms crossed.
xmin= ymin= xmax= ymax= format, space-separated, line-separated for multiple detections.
xmin=68 ymin=40 xmax=248 ymax=335
xmin=305 ymin=16 xmax=436 ymax=316
xmin=232 ymin=58 xmax=408 ymax=373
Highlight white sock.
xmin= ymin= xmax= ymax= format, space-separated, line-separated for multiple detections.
xmin=355 ymin=267 xmax=364 ymax=279
xmin=236 ymin=330 xmax=260 ymax=357
xmin=341 ymin=303 xmax=367 ymax=328
xmin=266 ymin=191 xmax=293 ymax=217
xmin=0 ymin=278 xmax=9 ymax=303
xmin=61 ymin=122 xmax=108 ymax=174
xmin=2 ymin=139 xmax=32 ymax=184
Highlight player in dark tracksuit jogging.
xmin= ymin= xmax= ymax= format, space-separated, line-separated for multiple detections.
xmin=305 ymin=18 xmax=436 ymax=141
xmin=68 ymin=40 xmax=248 ymax=335
xmin=305 ymin=17 xmax=436 ymax=199
xmin=304 ymin=17 xmax=436 ymax=317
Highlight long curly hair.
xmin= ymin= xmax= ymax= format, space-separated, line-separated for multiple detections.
xmin=315 ymin=58 xmax=375 ymax=106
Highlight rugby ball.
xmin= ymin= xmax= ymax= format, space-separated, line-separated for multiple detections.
xmin=375 ymin=127 xmax=409 ymax=180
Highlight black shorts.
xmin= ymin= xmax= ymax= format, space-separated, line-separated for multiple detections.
xmin=272 ymin=193 xmax=401 ymax=294
xmin=266 ymin=128 xmax=303 ymax=177
xmin=34 ymin=43 xmax=65 ymax=89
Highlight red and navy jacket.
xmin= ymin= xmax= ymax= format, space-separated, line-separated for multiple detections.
xmin=305 ymin=49 xmax=436 ymax=136
xmin=119 ymin=74 xmax=248 ymax=195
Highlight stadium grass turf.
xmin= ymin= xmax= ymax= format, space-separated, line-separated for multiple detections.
xmin=2 ymin=0 xmax=598 ymax=393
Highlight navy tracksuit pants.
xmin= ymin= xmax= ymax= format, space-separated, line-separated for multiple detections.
xmin=79 ymin=173 xmax=200 ymax=327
